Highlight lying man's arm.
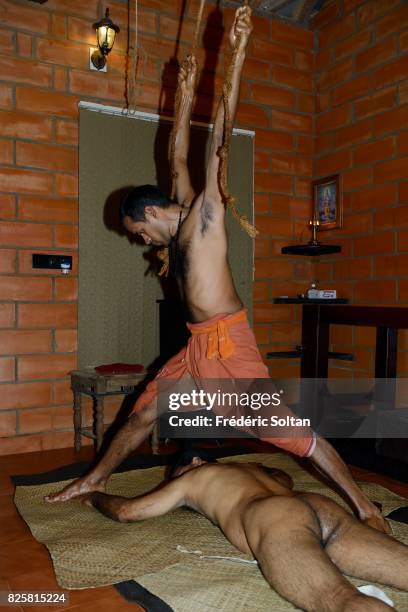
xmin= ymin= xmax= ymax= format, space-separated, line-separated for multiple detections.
xmin=173 ymin=55 xmax=197 ymax=208
xmin=204 ymin=5 xmax=252 ymax=205
xmin=83 ymin=478 xmax=186 ymax=523
xmin=310 ymin=436 xmax=391 ymax=533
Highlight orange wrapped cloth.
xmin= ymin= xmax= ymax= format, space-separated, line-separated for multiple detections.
xmin=132 ymin=309 xmax=315 ymax=457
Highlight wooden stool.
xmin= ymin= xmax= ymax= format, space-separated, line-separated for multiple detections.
xmin=70 ymin=368 xmax=150 ymax=452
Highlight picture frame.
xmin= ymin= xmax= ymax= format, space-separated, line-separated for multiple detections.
xmin=312 ymin=174 xmax=342 ymax=231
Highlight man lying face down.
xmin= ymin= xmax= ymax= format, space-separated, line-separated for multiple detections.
xmin=83 ymin=451 xmax=408 ymax=611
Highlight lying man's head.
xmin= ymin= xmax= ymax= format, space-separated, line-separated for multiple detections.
xmin=169 ymin=449 xmax=217 ymax=479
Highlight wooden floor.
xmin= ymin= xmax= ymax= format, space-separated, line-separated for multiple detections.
xmin=0 ymin=443 xmax=407 ymax=612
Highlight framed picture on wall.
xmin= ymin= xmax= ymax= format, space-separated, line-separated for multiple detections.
xmin=312 ymin=174 xmax=342 ymax=231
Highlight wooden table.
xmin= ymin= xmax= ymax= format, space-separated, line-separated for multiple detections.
xmin=70 ymin=368 xmax=146 ymax=451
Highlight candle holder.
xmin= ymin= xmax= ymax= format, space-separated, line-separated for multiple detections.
xmin=308 ymin=218 xmax=320 ymax=246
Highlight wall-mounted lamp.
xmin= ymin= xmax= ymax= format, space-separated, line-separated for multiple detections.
xmin=90 ymin=8 xmax=120 ymax=71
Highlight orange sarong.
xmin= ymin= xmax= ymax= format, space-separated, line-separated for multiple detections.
xmin=132 ymin=309 xmax=315 ymax=457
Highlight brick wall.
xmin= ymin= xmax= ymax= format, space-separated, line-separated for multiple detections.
xmin=0 ymin=0 xmax=314 ymax=455
xmin=311 ymin=0 xmax=408 ymax=378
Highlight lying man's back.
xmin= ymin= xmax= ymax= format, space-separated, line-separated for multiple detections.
xmin=84 ymin=457 xmax=408 ymax=611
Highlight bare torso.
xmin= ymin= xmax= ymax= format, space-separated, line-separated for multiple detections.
xmin=180 ymin=462 xmax=295 ymax=554
xmin=173 ymin=193 xmax=243 ymax=322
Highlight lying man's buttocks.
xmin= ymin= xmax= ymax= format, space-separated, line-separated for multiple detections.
xmin=83 ymin=455 xmax=408 ymax=611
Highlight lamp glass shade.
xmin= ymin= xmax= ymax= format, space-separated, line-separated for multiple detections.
xmin=96 ymin=25 xmax=116 ymax=53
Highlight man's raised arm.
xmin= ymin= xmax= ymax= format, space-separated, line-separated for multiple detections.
xmin=204 ymin=6 xmax=252 ymax=203
xmin=172 ymin=55 xmax=197 ymax=208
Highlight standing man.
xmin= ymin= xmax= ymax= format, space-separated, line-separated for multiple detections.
xmin=46 ymin=6 xmax=389 ymax=533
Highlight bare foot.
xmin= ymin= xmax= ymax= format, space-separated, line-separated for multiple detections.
xmin=44 ymin=476 xmax=106 ymax=504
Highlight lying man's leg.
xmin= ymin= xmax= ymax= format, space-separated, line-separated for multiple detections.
xmin=243 ymin=495 xmax=403 ymax=611
xmin=45 ymin=401 xmax=158 ymax=503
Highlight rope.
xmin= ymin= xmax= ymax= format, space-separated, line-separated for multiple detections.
xmin=169 ymin=0 xmax=205 ymax=201
xmin=217 ymin=0 xmax=258 ymax=238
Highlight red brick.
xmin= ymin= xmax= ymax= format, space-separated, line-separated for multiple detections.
xmin=335 ymin=29 xmax=372 ymax=60
xmin=342 ymin=167 xmax=372 ymax=191
xmin=353 ymin=137 xmax=394 ymax=166
xmin=294 ymin=50 xmax=313 ymax=73
xmin=16 ymin=88 xmax=78 ymax=118
xmin=270 ymin=154 xmax=312 ymax=177
xmin=400 ymin=182 xmax=408 ymax=204
xmin=242 ymin=58 xmax=270 ymax=84
xmin=0 ymin=194 xmax=16 ymax=219
xmin=0 ymin=27 xmax=15 ymax=55
xmin=17 ymin=142 xmax=77 ymax=173
xmin=19 ymin=408 xmax=53 ymax=434
xmin=236 ymin=103 xmax=269 ymax=128
xmin=0 ymin=57 xmax=52 ymax=87
xmin=0 ymin=111 xmax=52 ymax=141
xmin=18 ymin=354 xmax=77 ymax=382
xmin=374 ymin=105 xmax=408 ymax=136
xmin=297 ymin=93 xmax=314 ymax=114
xmin=316 ymin=49 xmax=332 ymax=72
xmin=396 ymin=205 xmax=408 ymax=226
xmin=272 ymin=66 xmax=313 ymax=93
xmin=337 ymin=212 xmax=373 ymax=236
xmin=297 ymin=135 xmax=314 ymax=156
xmin=0 ymin=381 xmax=51 ymax=410
xmin=255 ymin=238 xmax=270 ymax=258
xmin=332 ymin=74 xmax=371 ymax=106
xmin=270 ymin=110 xmax=312 ymax=133
xmin=312 ymin=1 xmax=341 ymax=29
xmin=253 ymin=303 xmax=294 ymax=324
xmin=254 ymin=281 xmax=269 ymax=302
xmin=317 ymin=58 xmax=354 ymax=92
xmin=356 ymin=38 xmax=397 ymax=73
xmin=0 ymin=222 xmax=52 ymax=248
xmin=18 ymin=304 xmax=77 ymax=329
xmin=54 ymin=277 xmax=77 ymax=301
xmin=255 ymin=217 xmax=293 ymax=239
xmin=400 ymin=279 xmax=408 ymax=301
xmin=319 ymin=13 xmax=356 ymax=49
xmin=271 ymin=21 xmax=313 ymax=51
xmin=51 ymin=13 xmax=67 ymax=38
xmin=0 ymin=357 xmax=14 ymax=383
xmin=55 ymin=329 xmax=77 ymax=353
xmin=18 ymin=249 xmax=77 ymax=275
xmin=254 ymin=194 xmax=270 ymax=214
xmin=255 ymin=129 xmax=293 ymax=151
xmin=374 ymin=57 xmax=408 ymax=89
xmin=0 ymin=139 xmax=13 ymax=164
xmin=54 ymin=67 xmax=68 ymax=91
xmin=377 ymin=4 xmax=408 ymax=38
xmin=400 ymin=30 xmax=408 ymax=53
xmin=316 ymin=104 xmax=352 ymax=133
xmin=0 ymin=248 xmax=15 ymax=273
xmin=269 ymin=195 xmax=310 ymax=218
xmin=295 ymin=178 xmax=312 ymax=198
xmin=374 ymin=157 xmax=408 ymax=184
xmin=333 ymin=258 xmax=371 ymax=279
xmin=255 ymin=150 xmax=270 ymax=172
xmin=56 ymin=120 xmax=78 ymax=146
xmin=354 ymin=232 xmax=394 ymax=256
xmin=69 ymin=70 xmax=124 ymax=101
xmin=0 ymin=84 xmax=13 ymax=110
xmin=351 ymin=184 xmax=397 ymax=211
xmin=0 ymin=304 xmax=15 ymax=328
xmin=53 ymin=380 xmax=72 ymax=404
xmin=0 ymin=330 xmax=51 ymax=355
xmin=0 ymin=434 xmax=44 ymax=454
xmin=17 ymin=33 xmax=32 ymax=58
xmin=398 ymin=229 xmax=408 ymax=252
xmin=256 ymin=259 xmax=295 ymax=280
xmin=357 ymin=0 xmax=400 ymax=25
xmin=37 ymin=38 xmax=90 ymax=69
xmin=335 ymin=119 xmax=373 ymax=150
xmin=315 ymin=150 xmax=352 ymax=176
xmin=316 ymin=92 xmax=330 ymax=113
xmin=398 ymin=132 xmax=408 ymax=157
xmin=55 ymin=174 xmax=78 ymax=198
xmin=0 ymin=277 xmax=52 ymax=301
xmin=357 ymin=87 xmax=397 ymax=120
xmin=54 ymin=225 xmax=78 ymax=248
xmin=0 ymin=0 xmax=50 ymax=32
xmin=0 ymin=410 xmax=16 ymax=436
xmin=375 ymin=254 xmax=408 ymax=277
xmin=251 ymin=83 xmax=294 ymax=110
xmin=255 ymin=173 xmax=293 ymax=195
xmin=19 ymin=196 xmax=77 ymax=224
xmin=354 ymin=280 xmax=396 ymax=303
xmin=251 ymin=36 xmax=294 ymax=65
xmin=253 ymin=325 xmax=270 ymax=345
